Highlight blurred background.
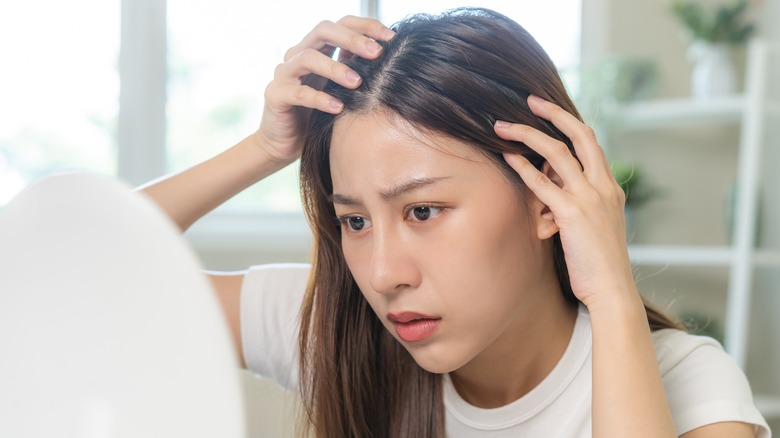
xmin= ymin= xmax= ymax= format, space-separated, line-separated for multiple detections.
xmin=1 ymin=0 xmax=778 ymax=435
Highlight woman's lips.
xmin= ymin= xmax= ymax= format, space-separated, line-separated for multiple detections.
xmin=387 ymin=312 xmax=441 ymax=343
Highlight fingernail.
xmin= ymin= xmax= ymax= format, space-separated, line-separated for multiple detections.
xmin=528 ymin=94 xmax=544 ymax=104
xmin=383 ymin=29 xmax=396 ymax=40
xmin=328 ymin=98 xmax=344 ymax=112
xmin=495 ymin=120 xmax=511 ymax=129
xmin=346 ymin=70 xmax=361 ymax=85
xmin=367 ymin=40 xmax=382 ymax=54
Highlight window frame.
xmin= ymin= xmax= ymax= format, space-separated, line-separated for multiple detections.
xmin=118 ymin=0 xmax=167 ymax=187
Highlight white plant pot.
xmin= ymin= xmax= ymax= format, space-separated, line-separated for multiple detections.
xmin=688 ymin=42 xmax=737 ymax=99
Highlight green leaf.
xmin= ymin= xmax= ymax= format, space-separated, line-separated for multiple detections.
xmin=669 ymin=0 xmax=754 ymax=44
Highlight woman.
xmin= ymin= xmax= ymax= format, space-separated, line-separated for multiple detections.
xmin=144 ymin=8 xmax=769 ymax=437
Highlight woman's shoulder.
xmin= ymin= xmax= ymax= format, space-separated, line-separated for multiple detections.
xmin=650 ymin=328 xmax=749 ymax=391
xmin=650 ymin=328 xmax=770 ymax=437
xmin=650 ymin=328 xmax=726 ymax=376
xmin=240 ymin=263 xmax=311 ymax=391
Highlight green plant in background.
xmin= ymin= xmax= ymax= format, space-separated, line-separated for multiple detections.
xmin=670 ymin=0 xmax=755 ymax=44
xmin=576 ymin=57 xmax=660 ymax=104
xmin=599 ymin=57 xmax=660 ymax=102
xmin=611 ymin=162 xmax=661 ymax=210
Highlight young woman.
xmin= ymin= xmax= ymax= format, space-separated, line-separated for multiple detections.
xmin=144 ymin=8 xmax=770 ymax=437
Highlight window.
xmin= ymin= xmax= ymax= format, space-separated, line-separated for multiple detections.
xmin=0 ymin=1 xmax=119 ymax=205
xmin=2 ymin=1 xmax=581 ymax=215
xmin=167 ymin=0 xmax=360 ymax=212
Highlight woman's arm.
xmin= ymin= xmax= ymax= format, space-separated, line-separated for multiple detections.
xmin=139 ymin=134 xmax=292 ymax=232
xmin=497 ymin=96 xmax=759 ymax=437
xmin=496 ymin=95 xmax=678 ymax=437
xmin=138 ymin=16 xmax=395 ymax=367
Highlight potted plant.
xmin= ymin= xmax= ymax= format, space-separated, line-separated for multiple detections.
xmin=669 ymin=0 xmax=755 ymax=98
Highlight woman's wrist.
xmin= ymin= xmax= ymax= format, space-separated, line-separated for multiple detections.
xmin=587 ymin=281 xmax=676 ymax=436
xmin=579 ymin=267 xmax=644 ymax=312
xmin=581 ymin=270 xmax=655 ymax=359
xmin=250 ymin=129 xmax=300 ymax=169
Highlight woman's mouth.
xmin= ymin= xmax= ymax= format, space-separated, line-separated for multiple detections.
xmin=387 ymin=312 xmax=441 ymax=343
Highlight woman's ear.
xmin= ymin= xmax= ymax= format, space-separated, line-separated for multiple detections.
xmin=531 ymin=161 xmax=562 ymax=240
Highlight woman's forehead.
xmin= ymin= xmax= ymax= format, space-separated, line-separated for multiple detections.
xmin=328 ymin=112 xmax=518 ymax=204
xmin=330 ymin=112 xmax=486 ymax=164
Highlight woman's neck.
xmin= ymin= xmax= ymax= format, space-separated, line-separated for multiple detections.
xmin=449 ymin=288 xmax=578 ymax=409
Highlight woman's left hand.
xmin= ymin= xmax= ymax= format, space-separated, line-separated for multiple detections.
xmin=494 ymin=95 xmax=637 ymax=310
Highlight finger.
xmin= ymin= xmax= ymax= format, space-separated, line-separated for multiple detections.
xmin=336 ymin=15 xmax=396 ymax=41
xmin=494 ymin=120 xmax=587 ymax=190
xmin=276 ymin=48 xmax=363 ymax=89
xmin=285 ymin=17 xmax=392 ymax=63
xmin=526 ymin=95 xmax=609 ymax=180
xmin=265 ymin=81 xmax=344 ymax=115
xmin=503 ymin=152 xmax=568 ymax=210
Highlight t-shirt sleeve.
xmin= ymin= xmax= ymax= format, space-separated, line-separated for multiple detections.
xmin=240 ymin=263 xmax=311 ymax=392
xmin=653 ymin=329 xmax=771 ymax=437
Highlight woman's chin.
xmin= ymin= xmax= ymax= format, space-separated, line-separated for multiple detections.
xmin=405 ymin=345 xmax=471 ymax=375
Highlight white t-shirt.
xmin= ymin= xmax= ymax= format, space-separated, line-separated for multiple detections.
xmin=241 ymin=264 xmax=771 ymax=437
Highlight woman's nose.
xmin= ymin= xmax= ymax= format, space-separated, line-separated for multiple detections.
xmin=368 ymin=227 xmax=421 ymax=295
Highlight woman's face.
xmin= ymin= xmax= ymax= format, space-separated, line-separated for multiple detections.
xmin=329 ymin=112 xmax=559 ymax=373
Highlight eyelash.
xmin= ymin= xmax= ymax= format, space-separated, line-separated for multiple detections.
xmin=335 ymin=215 xmax=371 ymax=233
xmin=404 ymin=203 xmax=443 ymax=222
xmin=335 ymin=204 xmax=446 ymax=233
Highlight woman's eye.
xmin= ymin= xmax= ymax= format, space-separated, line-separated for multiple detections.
xmin=344 ymin=216 xmax=368 ymax=231
xmin=409 ymin=206 xmax=441 ymax=222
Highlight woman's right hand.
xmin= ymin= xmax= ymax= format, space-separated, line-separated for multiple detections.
xmin=255 ymin=16 xmax=395 ymax=164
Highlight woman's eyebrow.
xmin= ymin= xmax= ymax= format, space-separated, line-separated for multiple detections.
xmin=379 ymin=176 xmax=450 ymax=200
xmin=329 ymin=176 xmax=450 ymax=205
xmin=329 ymin=193 xmax=361 ymax=206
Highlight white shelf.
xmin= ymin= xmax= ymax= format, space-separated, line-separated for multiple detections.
xmin=607 ymin=96 xmax=745 ymax=129
xmin=617 ymin=39 xmax=779 ymax=423
xmin=628 ymin=245 xmax=780 ymax=268
xmin=628 ymin=245 xmax=732 ymax=267
xmin=754 ymin=250 xmax=780 ymax=267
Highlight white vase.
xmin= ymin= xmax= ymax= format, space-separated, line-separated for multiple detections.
xmin=687 ymin=42 xmax=737 ymax=99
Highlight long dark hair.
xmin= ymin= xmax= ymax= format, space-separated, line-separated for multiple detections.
xmin=298 ymin=8 xmax=681 ymax=437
